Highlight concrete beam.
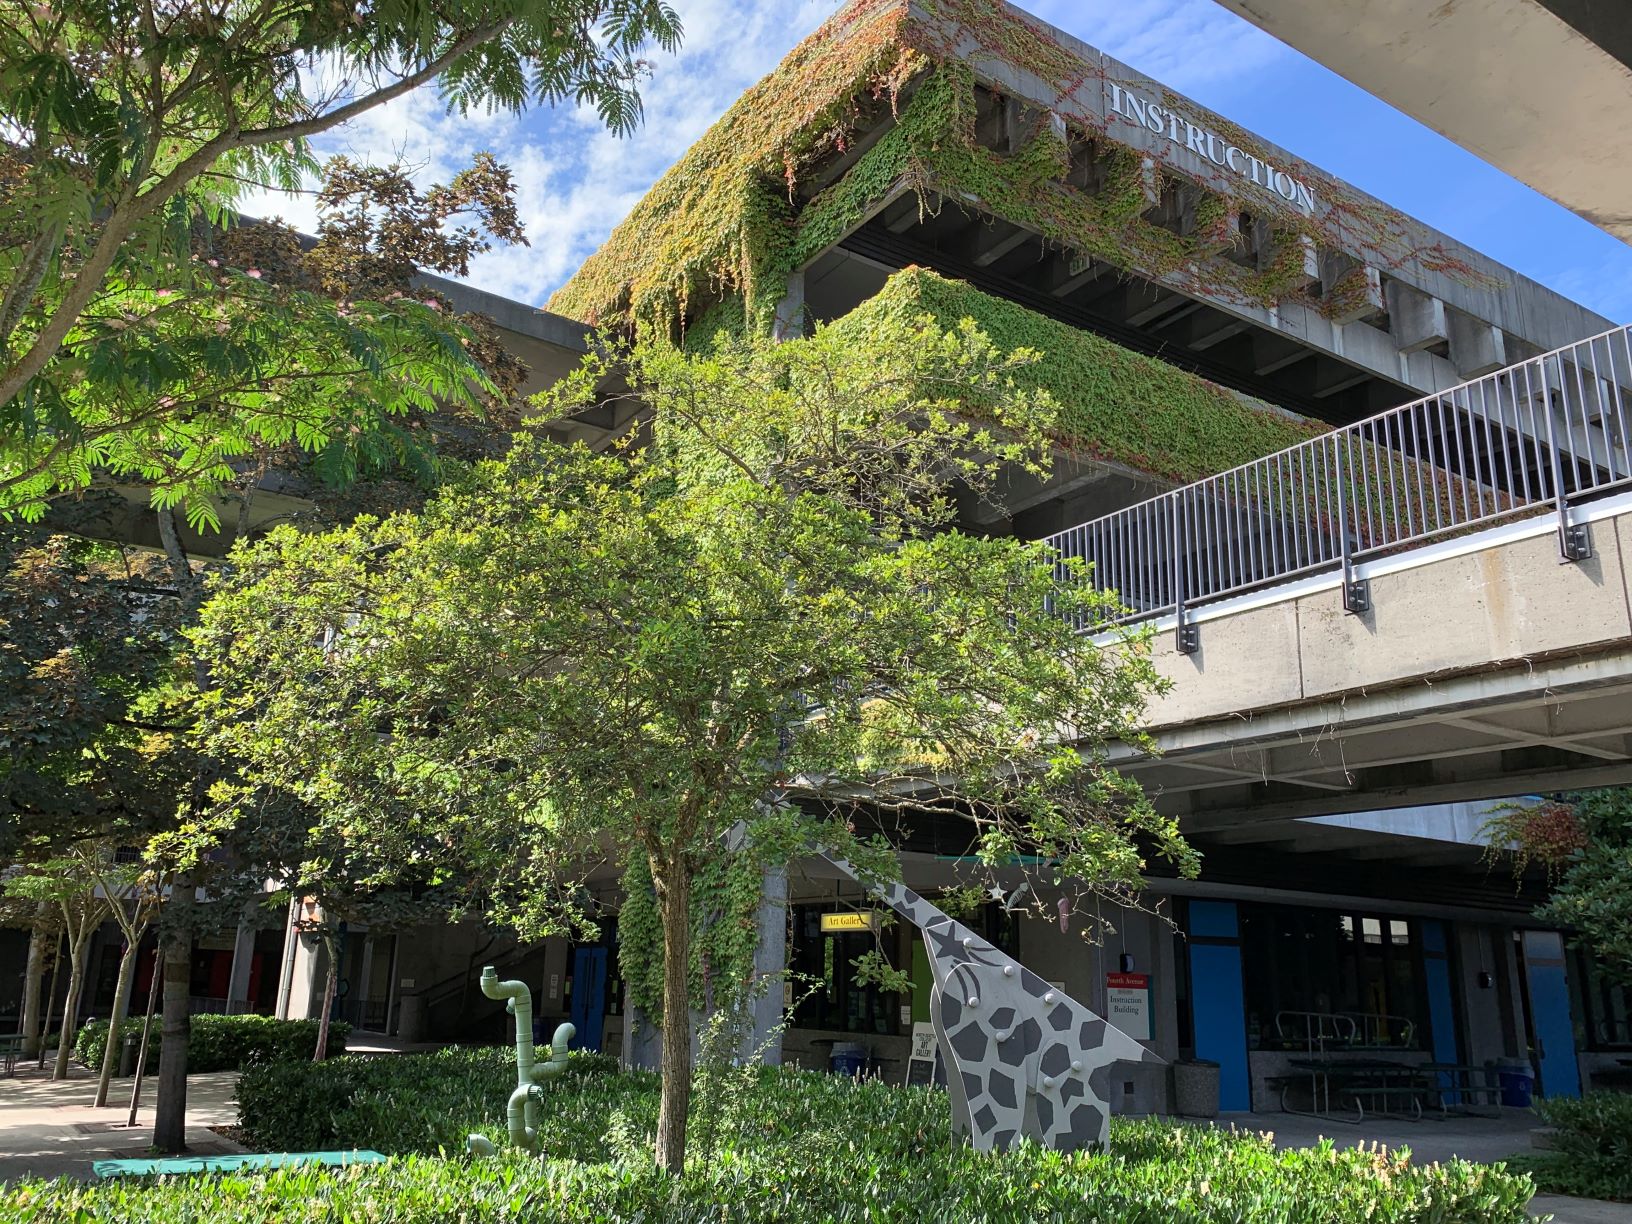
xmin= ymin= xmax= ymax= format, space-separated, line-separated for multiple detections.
xmin=968 ymin=221 xmax=1032 ymax=268
xmin=1125 ymin=288 xmax=1191 ymax=328
xmin=1263 ymin=232 xmax=1319 ymax=293
xmin=1448 ymin=311 xmax=1510 ymax=378
xmin=883 ymin=196 xmax=921 ymax=234
xmin=1253 ymin=335 xmax=1313 ymax=376
xmin=1046 ymin=254 xmax=1109 ymax=298
xmin=1171 ymin=311 xmax=1250 ymax=351
xmin=1310 ymin=359 xmax=1372 ymax=399
xmin=1385 ymin=280 xmax=1450 ymax=354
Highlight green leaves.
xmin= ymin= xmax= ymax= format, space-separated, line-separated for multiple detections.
xmin=1532 ymin=789 xmax=1632 ymax=986
xmin=0 ymin=0 xmax=684 ymax=522
xmin=192 ymin=311 xmax=1197 ymax=1170
xmin=13 ymin=1053 xmax=1540 ymax=1223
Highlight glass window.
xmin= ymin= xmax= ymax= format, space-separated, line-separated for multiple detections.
xmin=1238 ymin=902 xmax=1427 ymax=1050
xmin=1570 ymin=949 xmax=1632 ymax=1049
xmin=787 ymin=904 xmax=901 ymax=1036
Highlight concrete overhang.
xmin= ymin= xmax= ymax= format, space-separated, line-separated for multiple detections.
xmin=1101 ymin=493 xmax=1632 ymax=832
xmin=1210 ymin=0 xmax=1632 ymax=244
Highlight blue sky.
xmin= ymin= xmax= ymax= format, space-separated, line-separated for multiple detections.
xmin=245 ymin=0 xmax=1632 ymax=324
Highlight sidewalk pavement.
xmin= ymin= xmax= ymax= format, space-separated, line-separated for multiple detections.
xmin=0 ymin=1063 xmax=244 ymax=1183
xmin=1227 ymin=1110 xmax=1632 ymax=1224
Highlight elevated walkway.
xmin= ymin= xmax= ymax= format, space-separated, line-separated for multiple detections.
xmin=1049 ymin=323 xmax=1632 ymax=828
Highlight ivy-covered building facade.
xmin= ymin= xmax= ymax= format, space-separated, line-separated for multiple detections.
xmin=87 ymin=0 xmax=1629 ymax=1116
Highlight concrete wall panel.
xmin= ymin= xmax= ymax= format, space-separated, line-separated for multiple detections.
xmin=1147 ymin=602 xmax=1302 ymax=726
xmin=1298 ymin=525 xmax=1631 ymax=699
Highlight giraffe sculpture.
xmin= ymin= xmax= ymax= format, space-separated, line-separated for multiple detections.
xmin=817 ymin=849 xmax=1159 ymax=1152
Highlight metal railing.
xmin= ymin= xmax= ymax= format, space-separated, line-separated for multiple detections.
xmin=1046 ymin=323 xmax=1632 ymax=647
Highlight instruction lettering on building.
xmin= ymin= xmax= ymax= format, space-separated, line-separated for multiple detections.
xmin=1105 ymin=82 xmax=1317 ymax=213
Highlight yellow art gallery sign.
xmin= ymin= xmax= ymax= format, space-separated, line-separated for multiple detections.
xmin=820 ymin=911 xmax=877 ymax=933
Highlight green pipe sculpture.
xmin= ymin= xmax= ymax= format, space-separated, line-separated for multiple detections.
xmin=465 ymin=965 xmax=576 ymax=1157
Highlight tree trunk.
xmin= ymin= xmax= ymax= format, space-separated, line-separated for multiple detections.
xmin=313 ymin=930 xmax=338 ymax=1061
xmin=152 ymin=882 xmax=194 ymax=1153
xmin=129 ymin=959 xmax=162 ymax=1128
xmin=94 ymin=938 xmax=142 ymax=1107
xmin=654 ymin=860 xmax=693 ymax=1175
xmin=20 ymin=908 xmax=48 ymax=1059
xmin=52 ymin=940 xmax=87 ymax=1081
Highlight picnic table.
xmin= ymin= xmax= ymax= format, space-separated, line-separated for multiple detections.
xmin=1274 ymin=1057 xmax=1427 ymax=1122
xmin=1419 ymin=1063 xmax=1503 ymax=1116
xmin=0 ymin=1032 xmax=21 ymax=1076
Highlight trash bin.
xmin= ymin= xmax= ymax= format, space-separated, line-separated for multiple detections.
xmin=118 ymin=1032 xmax=140 ymax=1078
xmin=1498 ymin=1065 xmax=1535 ymax=1108
xmin=1173 ymin=1059 xmax=1221 ymax=1119
xmin=829 ymin=1042 xmax=867 ymax=1077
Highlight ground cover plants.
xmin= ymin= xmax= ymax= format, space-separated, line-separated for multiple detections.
xmin=2 ymin=1048 xmax=1537 ymax=1223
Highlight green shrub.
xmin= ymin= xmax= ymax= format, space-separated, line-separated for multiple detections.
xmin=1517 ymin=1092 xmax=1632 ymax=1202
xmin=0 ymin=1097 xmax=1537 ymax=1223
xmin=73 ymin=1014 xmax=349 ymax=1074
xmin=235 ymin=1046 xmax=615 ymax=1155
xmin=162 ymin=1053 xmax=1543 ymax=1224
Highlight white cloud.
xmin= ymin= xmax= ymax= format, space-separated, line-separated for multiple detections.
xmin=239 ymin=0 xmax=840 ymax=306
xmin=1027 ymin=0 xmax=1290 ymax=92
xmin=236 ymin=0 xmax=1629 ymax=327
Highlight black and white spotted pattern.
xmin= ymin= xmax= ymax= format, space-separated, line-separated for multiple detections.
xmin=820 ymin=852 xmax=1158 ymax=1152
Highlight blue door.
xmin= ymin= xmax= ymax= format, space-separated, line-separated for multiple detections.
xmin=1188 ymin=901 xmax=1252 ymax=1112
xmin=1419 ymin=921 xmax=1462 ymax=1102
xmin=1522 ymin=930 xmax=1581 ymax=1098
xmin=569 ymin=946 xmax=608 ymax=1052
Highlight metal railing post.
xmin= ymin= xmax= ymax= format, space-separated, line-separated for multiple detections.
xmin=1172 ymin=491 xmax=1197 ymax=654
xmin=1544 ymin=353 xmax=1592 ymax=562
xmin=1334 ymin=438 xmax=1369 ymax=614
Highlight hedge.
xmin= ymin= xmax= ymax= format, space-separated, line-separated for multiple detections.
xmin=1514 ymin=1092 xmax=1632 ymax=1203
xmin=72 ymin=1014 xmax=349 ymax=1074
xmin=2 ymin=1055 xmax=1536 ymax=1222
xmin=235 ymin=1046 xmax=614 ymax=1155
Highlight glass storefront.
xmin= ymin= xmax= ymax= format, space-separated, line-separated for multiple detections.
xmin=1569 ymin=948 xmax=1632 ymax=1050
xmin=1239 ymin=902 xmax=1430 ymax=1051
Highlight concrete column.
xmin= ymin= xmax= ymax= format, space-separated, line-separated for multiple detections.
xmin=622 ymin=867 xmax=788 ymax=1070
xmin=741 ymin=867 xmax=787 ymax=1066
xmin=225 ymin=904 xmax=259 ymax=1015
xmin=539 ymin=938 xmax=569 ymax=1018
xmin=277 ymin=902 xmax=324 ymax=1023
xmin=274 ymin=898 xmax=300 ymax=1020
xmin=1495 ymin=925 xmax=1527 ymax=1059
xmin=354 ymin=935 xmax=375 ymax=1027
xmin=1455 ymin=923 xmax=1509 ymax=1067
xmin=771 ymin=272 xmax=806 ymax=342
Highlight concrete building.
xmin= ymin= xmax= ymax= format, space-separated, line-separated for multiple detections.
xmin=12 ymin=0 xmax=1632 ymax=1117
xmin=1208 ymin=0 xmax=1632 ymax=244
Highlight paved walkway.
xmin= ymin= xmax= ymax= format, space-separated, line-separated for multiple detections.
xmin=0 ymin=1064 xmax=244 ymax=1183
xmin=1223 ymin=1110 xmax=1632 ymax=1224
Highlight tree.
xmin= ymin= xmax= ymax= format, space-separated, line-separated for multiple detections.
xmin=0 ymin=892 xmax=58 ymax=1060
xmin=1534 ymin=791 xmax=1632 ymax=985
xmin=0 ymin=0 xmax=681 ymax=522
xmin=84 ymin=855 xmax=161 ymax=1108
xmin=4 ymin=849 xmax=115 ymax=1079
xmin=0 ymin=527 xmax=191 ymax=860
xmin=192 ymin=313 xmax=1195 ymax=1173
